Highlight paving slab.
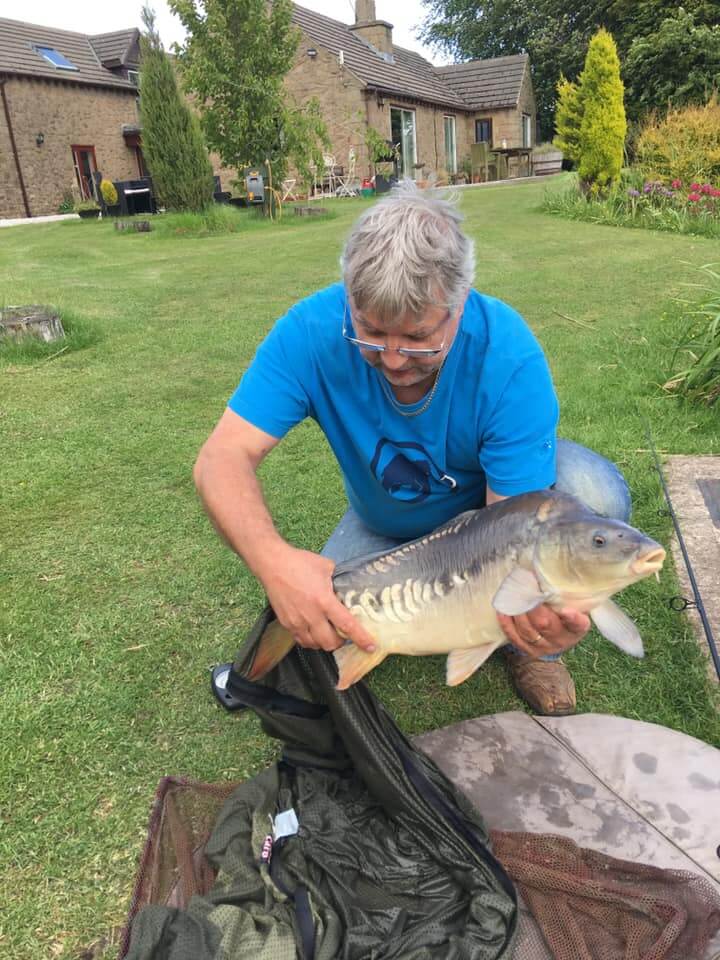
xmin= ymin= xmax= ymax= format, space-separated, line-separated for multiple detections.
xmin=665 ymin=455 xmax=720 ymax=682
xmin=417 ymin=710 xmax=720 ymax=958
xmin=0 ymin=213 xmax=78 ymax=228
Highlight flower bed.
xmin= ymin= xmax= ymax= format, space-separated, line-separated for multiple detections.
xmin=543 ymin=173 xmax=720 ymax=239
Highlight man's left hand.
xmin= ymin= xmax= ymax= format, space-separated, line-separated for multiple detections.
xmin=497 ymin=605 xmax=590 ymax=659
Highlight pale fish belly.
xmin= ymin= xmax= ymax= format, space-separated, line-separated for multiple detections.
xmin=337 ymin=554 xmax=517 ymax=658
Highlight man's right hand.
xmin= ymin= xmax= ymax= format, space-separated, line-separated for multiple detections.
xmin=259 ymin=544 xmax=376 ymax=654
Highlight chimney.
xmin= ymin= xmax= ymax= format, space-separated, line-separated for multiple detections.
xmin=349 ymin=0 xmax=394 ymax=61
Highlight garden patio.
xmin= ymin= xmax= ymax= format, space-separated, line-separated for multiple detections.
xmin=1 ymin=177 xmax=719 ymax=959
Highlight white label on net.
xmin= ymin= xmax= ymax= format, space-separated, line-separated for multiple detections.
xmin=272 ymin=808 xmax=299 ymax=841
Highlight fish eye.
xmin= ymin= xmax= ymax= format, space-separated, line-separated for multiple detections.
xmin=593 ymin=533 xmax=606 ymax=547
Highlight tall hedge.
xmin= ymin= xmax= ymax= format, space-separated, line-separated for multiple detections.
xmin=576 ymin=29 xmax=627 ymax=192
xmin=636 ymin=97 xmax=720 ymax=184
xmin=139 ymin=6 xmax=215 ymax=212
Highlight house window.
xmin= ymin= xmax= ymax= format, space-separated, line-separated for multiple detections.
xmin=127 ymin=69 xmax=140 ymax=86
xmin=34 ymin=46 xmax=78 ymax=71
xmin=443 ymin=116 xmax=457 ymax=174
xmin=71 ymin=145 xmax=97 ymax=200
xmin=390 ymin=107 xmax=417 ymax=179
xmin=522 ymin=113 xmax=533 ymax=148
xmin=475 ymin=118 xmax=492 ymax=144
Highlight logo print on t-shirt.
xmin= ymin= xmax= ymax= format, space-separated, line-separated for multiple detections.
xmin=370 ymin=439 xmax=457 ymax=503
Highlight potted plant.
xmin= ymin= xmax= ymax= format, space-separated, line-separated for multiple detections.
xmin=532 ymin=142 xmax=564 ymax=176
xmin=100 ymin=179 xmax=120 ymax=216
xmin=365 ymin=126 xmax=398 ymax=192
xmin=75 ymin=199 xmax=101 ymax=219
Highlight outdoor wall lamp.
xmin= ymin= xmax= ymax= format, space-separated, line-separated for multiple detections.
xmin=35 ymin=132 xmax=44 ymax=146
xmin=307 ymin=47 xmax=317 ymax=58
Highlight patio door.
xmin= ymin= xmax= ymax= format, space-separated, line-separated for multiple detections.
xmin=71 ymin=145 xmax=97 ymax=199
xmin=443 ymin=115 xmax=457 ymax=174
xmin=390 ymin=107 xmax=416 ymax=179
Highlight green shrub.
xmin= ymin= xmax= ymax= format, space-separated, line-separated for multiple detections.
xmin=635 ymin=97 xmax=720 ymax=185
xmin=576 ymin=29 xmax=627 ymax=193
xmin=664 ymin=263 xmax=720 ymax=405
xmin=74 ymin=199 xmax=100 ymax=212
xmin=554 ymin=76 xmax=583 ymax=166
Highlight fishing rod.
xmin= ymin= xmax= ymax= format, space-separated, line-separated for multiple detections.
xmin=645 ymin=421 xmax=720 ymax=681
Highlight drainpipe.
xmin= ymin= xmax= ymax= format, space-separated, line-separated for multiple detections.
xmin=0 ymin=77 xmax=31 ymax=218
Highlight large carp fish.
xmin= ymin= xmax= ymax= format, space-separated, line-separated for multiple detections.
xmin=248 ymin=490 xmax=666 ymax=690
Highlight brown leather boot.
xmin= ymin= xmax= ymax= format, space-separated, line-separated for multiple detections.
xmin=504 ymin=651 xmax=577 ymax=716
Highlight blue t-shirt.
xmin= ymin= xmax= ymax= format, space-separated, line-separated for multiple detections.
xmin=228 ymin=283 xmax=558 ymax=539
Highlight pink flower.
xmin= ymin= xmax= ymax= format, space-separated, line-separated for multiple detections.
xmin=690 ymin=182 xmax=701 ymax=191
xmin=701 ymin=183 xmax=713 ymax=194
xmin=688 ymin=192 xmax=701 ymax=202
xmin=671 ymin=179 xmax=682 ymax=189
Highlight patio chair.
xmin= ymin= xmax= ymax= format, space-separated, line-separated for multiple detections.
xmin=336 ymin=149 xmax=360 ymax=197
xmin=470 ymin=142 xmax=505 ymax=182
xmin=281 ymin=178 xmax=297 ymax=201
xmin=322 ymin=154 xmax=338 ymax=196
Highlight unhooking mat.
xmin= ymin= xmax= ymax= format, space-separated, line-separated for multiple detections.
xmin=122 ymin=604 xmax=720 ymax=959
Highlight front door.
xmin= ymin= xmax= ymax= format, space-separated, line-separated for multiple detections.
xmin=390 ymin=107 xmax=416 ymax=179
xmin=71 ymin=145 xmax=97 ymax=199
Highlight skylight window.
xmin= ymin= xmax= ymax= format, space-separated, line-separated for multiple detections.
xmin=34 ymin=46 xmax=78 ymax=71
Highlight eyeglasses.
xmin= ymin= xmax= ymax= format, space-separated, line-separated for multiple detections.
xmin=342 ymin=298 xmax=450 ymax=358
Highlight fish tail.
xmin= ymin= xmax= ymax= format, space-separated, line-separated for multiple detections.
xmin=246 ymin=620 xmax=295 ymax=680
xmin=333 ymin=643 xmax=387 ymax=690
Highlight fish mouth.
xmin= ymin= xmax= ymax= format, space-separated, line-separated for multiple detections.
xmin=631 ymin=546 xmax=666 ymax=577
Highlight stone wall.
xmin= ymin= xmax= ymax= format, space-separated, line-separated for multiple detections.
xmin=285 ymin=36 xmax=367 ymax=189
xmin=0 ymin=76 xmax=140 ymax=218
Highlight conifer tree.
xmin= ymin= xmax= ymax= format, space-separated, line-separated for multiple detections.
xmin=553 ymin=75 xmax=583 ymax=166
xmin=575 ymin=29 xmax=627 ymax=192
xmin=139 ymin=6 xmax=215 ymax=212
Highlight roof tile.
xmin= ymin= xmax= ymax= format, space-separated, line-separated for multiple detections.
xmin=435 ymin=55 xmax=529 ymax=110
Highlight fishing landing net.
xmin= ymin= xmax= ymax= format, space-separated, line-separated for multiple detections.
xmin=120 ymin=776 xmax=720 ymax=960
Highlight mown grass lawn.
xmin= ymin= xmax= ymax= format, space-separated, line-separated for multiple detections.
xmin=1 ymin=179 xmax=719 ymax=959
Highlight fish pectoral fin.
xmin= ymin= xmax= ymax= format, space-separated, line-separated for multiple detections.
xmin=246 ymin=620 xmax=295 ymax=680
xmin=446 ymin=644 xmax=500 ymax=686
xmin=590 ymin=599 xmax=644 ymax=658
xmin=492 ymin=568 xmax=549 ymax=616
xmin=333 ymin=643 xmax=387 ymax=690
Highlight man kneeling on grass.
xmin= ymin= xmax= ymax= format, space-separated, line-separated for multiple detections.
xmin=194 ymin=181 xmax=631 ymax=716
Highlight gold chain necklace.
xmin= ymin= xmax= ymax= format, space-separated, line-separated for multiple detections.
xmin=378 ymin=354 xmax=447 ymax=418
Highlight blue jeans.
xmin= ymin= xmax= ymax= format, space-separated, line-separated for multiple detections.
xmin=321 ymin=439 xmax=631 ymax=661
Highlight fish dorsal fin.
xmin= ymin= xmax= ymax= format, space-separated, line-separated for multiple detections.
xmin=446 ymin=644 xmax=501 ymax=686
xmin=492 ymin=568 xmax=550 ymax=616
xmin=590 ymin=600 xmax=645 ymax=658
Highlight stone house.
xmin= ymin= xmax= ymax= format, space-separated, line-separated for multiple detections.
xmin=0 ymin=17 xmax=145 ymax=218
xmin=288 ymin=0 xmax=536 ymax=185
xmin=0 ymin=4 xmax=536 ymax=218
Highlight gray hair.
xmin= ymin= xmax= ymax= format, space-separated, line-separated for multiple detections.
xmin=340 ymin=180 xmax=475 ymax=324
